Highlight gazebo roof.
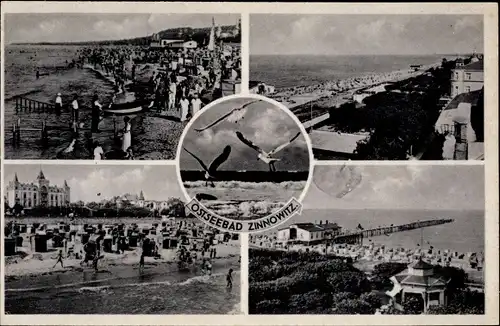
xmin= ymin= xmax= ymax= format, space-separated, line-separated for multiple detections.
xmin=401 ymin=274 xmax=449 ymax=287
xmin=411 ymin=258 xmax=434 ymax=270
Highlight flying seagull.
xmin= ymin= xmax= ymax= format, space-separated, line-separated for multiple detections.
xmin=183 ymin=145 xmax=232 ymax=187
xmin=236 ymin=131 xmax=301 ymax=172
xmin=194 ymin=100 xmax=260 ymax=132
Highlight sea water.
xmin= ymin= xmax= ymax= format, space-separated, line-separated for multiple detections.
xmin=5 ymin=263 xmax=240 ymax=314
xmin=278 ymin=209 xmax=484 ymax=253
xmin=250 ymin=54 xmax=452 ymax=89
xmin=3 ymin=45 xmax=119 ymax=159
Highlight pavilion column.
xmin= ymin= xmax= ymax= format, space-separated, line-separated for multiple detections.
xmin=440 ymin=291 xmax=445 ymax=306
xmin=422 ymin=292 xmax=427 ymax=313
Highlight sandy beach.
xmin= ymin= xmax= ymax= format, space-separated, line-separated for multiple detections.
xmin=249 ymin=238 xmax=483 ymax=284
xmin=263 ymin=63 xmax=441 ymax=124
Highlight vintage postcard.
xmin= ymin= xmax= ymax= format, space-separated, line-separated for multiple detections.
xmin=0 ymin=2 xmax=498 ymax=326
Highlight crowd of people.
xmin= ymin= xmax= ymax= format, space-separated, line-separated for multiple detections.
xmin=56 ymin=41 xmax=241 ymax=159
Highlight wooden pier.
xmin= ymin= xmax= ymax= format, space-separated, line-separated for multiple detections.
xmin=15 ymin=96 xmax=57 ymax=114
xmin=11 ymin=96 xmax=120 ymax=148
xmin=331 ymin=218 xmax=454 ymax=245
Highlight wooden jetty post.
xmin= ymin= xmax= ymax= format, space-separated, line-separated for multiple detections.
xmin=41 ymin=120 xmax=49 ymax=146
xmin=112 ymin=116 xmax=120 ymax=144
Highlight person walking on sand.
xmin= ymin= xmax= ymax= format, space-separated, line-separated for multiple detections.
xmin=53 ymin=249 xmax=64 ymax=268
xmin=55 ymin=93 xmax=62 ymax=116
xmin=168 ymin=80 xmax=177 ymax=111
xmin=91 ymin=94 xmax=103 ymax=133
xmin=71 ymin=95 xmax=79 ymax=123
xmin=191 ymin=93 xmax=203 ymax=118
xmin=226 ymin=268 xmax=233 ymax=289
xmin=93 ymin=141 xmax=104 ymax=160
xmin=180 ymin=94 xmax=189 ymax=122
xmin=121 ymin=116 xmax=132 ymax=152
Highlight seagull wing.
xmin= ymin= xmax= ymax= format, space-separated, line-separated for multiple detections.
xmin=183 ymin=147 xmax=209 ymax=172
xmin=268 ymin=132 xmax=301 ymax=155
xmin=208 ymin=145 xmax=231 ymax=173
xmin=236 ymin=131 xmax=264 ymax=154
xmin=194 ymin=110 xmax=235 ymax=132
xmin=194 ymin=100 xmax=259 ymax=132
xmin=239 ymin=99 xmax=260 ymax=109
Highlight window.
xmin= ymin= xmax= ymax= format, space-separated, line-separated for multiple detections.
xmin=454 ymin=72 xmax=459 ymax=80
xmin=429 ymin=292 xmax=440 ymax=301
xmin=465 ymin=73 xmax=471 ymax=80
xmin=465 ymin=86 xmax=471 ymax=93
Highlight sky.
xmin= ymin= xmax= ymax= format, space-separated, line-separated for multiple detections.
xmin=4 ymin=165 xmax=184 ymax=203
xmin=303 ymin=165 xmax=484 ymax=211
xmin=180 ymin=98 xmax=310 ymax=172
xmin=4 ymin=13 xmax=240 ymax=44
xmin=250 ymin=14 xmax=484 ymax=55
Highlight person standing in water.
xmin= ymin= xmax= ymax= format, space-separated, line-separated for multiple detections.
xmin=53 ymin=249 xmax=64 ymax=268
xmin=121 ymin=116 xmax=132 ymax=152
xmin=71 ymin=95 xmax=79 ymax=123
xmin=55 ymin=93 xmax=62 ymax=116
xmin=92 ymin=254 xmax=100 ymax=272
xmin=139 ymin=253 xmax=145 ymax=272
xmin=226 ymin=268 xmax=233 ymax=289
xmin=91 ymin=94 xmax=103 ymax=133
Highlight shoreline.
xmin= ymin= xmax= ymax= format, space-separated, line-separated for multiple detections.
xmin=265 ymin=62 xmax=441 ymax=111
xmin=5 ymin=237 xmax=240 ymax=279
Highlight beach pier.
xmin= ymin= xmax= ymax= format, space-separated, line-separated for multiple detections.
xmin=332 ymin=218 xmax=454 ymax=245
xmin=15 ymin=96 xmax=56 ymax=114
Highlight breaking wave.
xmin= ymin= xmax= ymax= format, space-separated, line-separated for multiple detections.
xmin=203 ymin=201 xmax=285 ymax=219
xmin=184 ymin=180 xmax=306 ymax=190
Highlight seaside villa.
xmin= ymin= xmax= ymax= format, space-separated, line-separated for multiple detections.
xmin=386 ymin=259 xmax=451 ymax=313
xmin=434 ymin=89 xmax=484 ymax=160
xmin=5 ymin=171 xmax=71 ymax=209
xmin=450 ymin=59 xmax=484 ymax=97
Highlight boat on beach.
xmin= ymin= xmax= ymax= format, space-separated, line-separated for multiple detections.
xmin=102 ymin=91 xmax=151 ymax=116
xmin=102 ymin=101 xmax=147 ymax=115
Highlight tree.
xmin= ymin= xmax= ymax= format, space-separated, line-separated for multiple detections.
xmin=13 ymin=203 xmax=24 ymax=215
xmin=160 ymin=197 xmax=186 ymax=217
xmin=331 ymin=298 xmax=375 ymax=314
xmin=470 ymin=88 xmax=484 ymax=142
xmin=254 ymin=299 xmax=285 ymax=314
xmin=402 ymin=295 xmax=424 ymax=314
xmin=360 ymin=292 xmax=383 ymax=309
xmin=428 ymin=289 xmax=484 ymax=314
xmin=371 ymin=262 xmax=408 ymax=290
xmin=289 ymin=290 xmax=331 ymax=313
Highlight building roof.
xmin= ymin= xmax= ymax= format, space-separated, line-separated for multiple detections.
xmin=462 ymin=60 xmax=484 ymax=72
xmin=37 ymin=170 xmax=46 ymax=180
xmin=411 ymin=258 xmax=434 ymax=270
xmin=401 ymin=274 xmax=449 ymax=287
xmin=293 ymin=223 xmax=324 ymax=232
xmin=321 ymin=223 xmax=341 ymax=230
xmin=309 ymin=130 xmax=368 ymax=154
xmin=393 ymin=263 xmax=451 ymax=288
xmin=443 ymin=90 xmax=482 ymax=111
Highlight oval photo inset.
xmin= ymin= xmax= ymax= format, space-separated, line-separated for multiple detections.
xmin=176 ymin=95 xmax=313 ymax=233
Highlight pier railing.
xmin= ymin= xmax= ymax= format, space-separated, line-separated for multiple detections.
xmin=332 ymin=218 xmax=454 ymax=245
xmin=15 ymin=96 xmax=57 ymax=114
